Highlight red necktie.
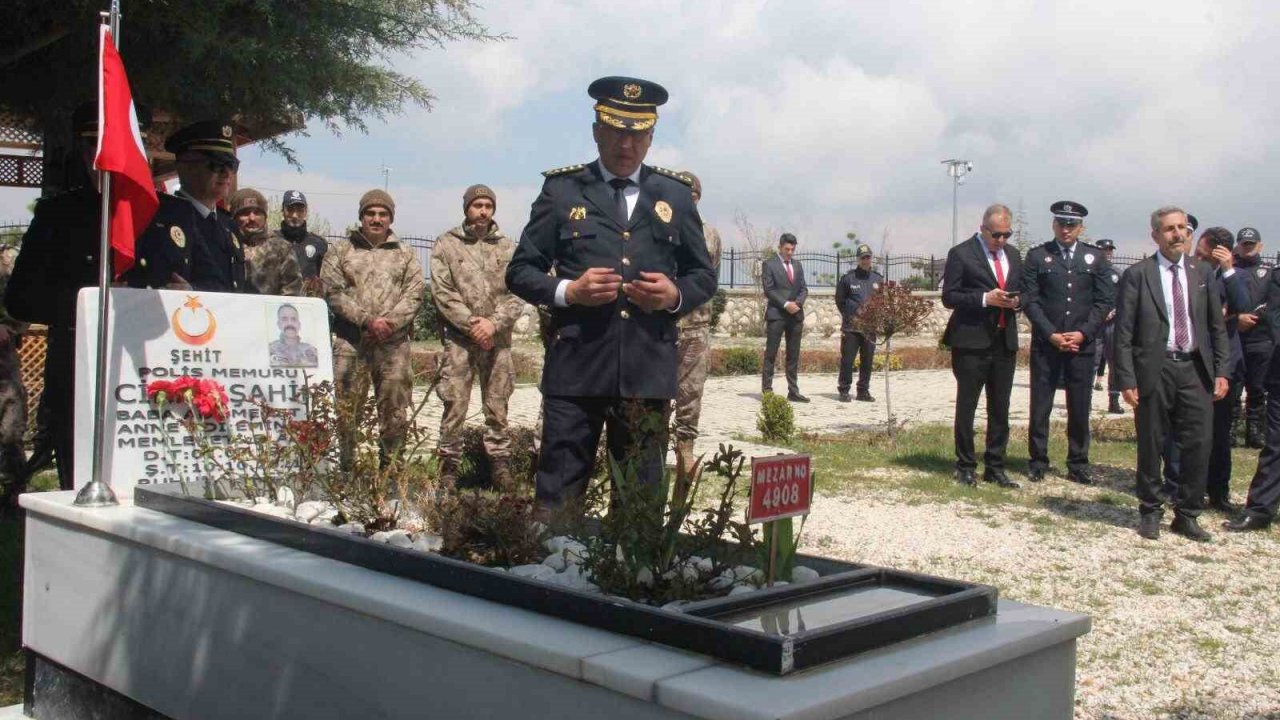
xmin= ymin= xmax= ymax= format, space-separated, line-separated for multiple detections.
xmin=785 ymin=261 xmax=794 ymax=283
xmin=991 ymin=251 xmax=1006 ymax=328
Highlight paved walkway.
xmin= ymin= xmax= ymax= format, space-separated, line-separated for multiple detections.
xmin=414 ymin=368 xmax=1121 ymax=462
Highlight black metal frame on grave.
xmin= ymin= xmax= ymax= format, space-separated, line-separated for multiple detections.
xmin=135 ymin=484 xmax=998 ymax=675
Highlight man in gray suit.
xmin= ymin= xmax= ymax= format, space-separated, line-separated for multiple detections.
xmin=1113 ymin=206 xmax=1230 ymax=542
xmin=761 ymin=233 xmax=809 ymax=401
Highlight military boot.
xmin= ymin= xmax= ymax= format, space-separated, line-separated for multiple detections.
xmin=490 ymin=456 xmax=516 ymax=492
xmin=437 ymin=455 xmax=460 ymax=491
xmin=1108 ymin=394 xmax=1123 ymax=415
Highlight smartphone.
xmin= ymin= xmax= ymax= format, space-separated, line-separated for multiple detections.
xmin=1003 ymin=291 xmax=1020 ymax=299
xmin=1255 ymin=303 xmax=1268 ymax=314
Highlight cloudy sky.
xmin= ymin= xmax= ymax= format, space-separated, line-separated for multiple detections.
xmin=4 ymin=0 xmax=1278 ymax=258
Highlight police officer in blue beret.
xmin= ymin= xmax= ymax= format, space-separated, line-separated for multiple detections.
xmin=834 ymin=244 xmax=883 ymax=402
xmin=506 ymin=76 xmax=716 ymax=514
xmin=164 ymin=120 xmax=252 ymax=293
xmin=1021 ymin=201 xmax=1114 ymax=484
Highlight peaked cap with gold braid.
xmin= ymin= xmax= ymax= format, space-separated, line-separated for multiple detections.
xmin=588 ymin=76 xmax=668 ymax=131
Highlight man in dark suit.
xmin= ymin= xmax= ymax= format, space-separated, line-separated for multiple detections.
xmin=941 ymin=204 xmax=1023 ymax=488
xmin=1113 ymin=206 xmax=1230 ymax=542
xmin=761 ymin=233 xmax=808 ymax=401
xmin=1225 ymin=263 xmax=1280 ymax=532
xmin=1021 ymin=201 xmax=1114 ymax=484
xmin=505 ymin=76 xmax=715 ymax=513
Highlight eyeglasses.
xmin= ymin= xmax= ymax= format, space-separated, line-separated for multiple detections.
xmin=983 ymin=227 xmax=1012 ymax=240
xmin=1055 ymin=219 xmax=1081 ymax=228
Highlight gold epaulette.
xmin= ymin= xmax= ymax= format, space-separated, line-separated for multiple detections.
xmin=650 ymin=166 xmax=694 ymax=186
xmin=542 ymin=164 xmax=585 ymax=177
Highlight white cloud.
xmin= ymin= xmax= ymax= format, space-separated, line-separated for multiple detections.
xmin=5 ymin=0 xmax=1280 ymax=261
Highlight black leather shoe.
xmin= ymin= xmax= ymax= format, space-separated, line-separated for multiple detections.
xmin=955 ymin=469 xmax=977 ymax=486
xmin=856 ymin=391 xmax=875 ymax=402
xmin=838 ymin=393 xmax=851 ymax=402
xmin=983 ymin=469 xmax=1020 ymax=489
xmin=787 ymin=393 xmax=810 ymax=403
xmin=1137 ymin=514 xmax=1161 ymax=540
xmin=1067 ymin=468 xmax=1094 ymax=485
xmin=1026 ymin=468 xmax=1046 ymax=483
xmin=1208 ymin=497 xmax=1240 ymax=514
xmin=1170 ymin=515 xmax=1212 ymax=543
xmin=1108 ymin=397 xmax=1124 ymax=415
xmin=1223 ymin=514 xmax=1272 ymax=532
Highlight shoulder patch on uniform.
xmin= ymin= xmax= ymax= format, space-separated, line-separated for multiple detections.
xmin=650 ymin=166 xmax=694 ymax=186
xmin=542 ymin=164 xmax=585 ymax=177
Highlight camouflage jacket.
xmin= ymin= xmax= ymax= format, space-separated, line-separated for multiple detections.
xmin=241 ymin=230 xmax=303 ymax=296
xmin=321 ymin=230 xmax=426 ymax=346
xmin=0 ymin=246 xmax=27 ymax=336
xmin=430 ymin=224 xmax=525 ymax=348
xmin=678 ymin=223 xmax=723 ymax=329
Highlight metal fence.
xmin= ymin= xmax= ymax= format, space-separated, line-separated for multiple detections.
xmin=5 ymin=223 xmax=1278 ymax=289
xmin=714 ymin=248 xmax=1280 ymax=289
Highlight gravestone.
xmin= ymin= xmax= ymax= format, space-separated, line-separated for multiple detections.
xmin=74 ymin=288 xmax=334 ymax=496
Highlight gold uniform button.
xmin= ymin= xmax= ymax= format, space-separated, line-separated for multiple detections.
xmin=573 ymin=231 xmax=580 ymax=238
xmin=622 ymin=257 xmax=631 ymax=266
xmin=620 ymin=310 xmax=631 ymax=319
xmin=622 ymin=231 xmax=631 ymax=240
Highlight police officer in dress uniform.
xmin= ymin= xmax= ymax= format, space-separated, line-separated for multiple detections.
xmin=1021 ymin=201 xmax=1114 ymax=484
xmin=164 ymin=120 xmax=252 ymax=293
xmin=505 ymin=77 xmax=716 ymax=514
xmin=834 ymin=244 xmax=882 ymax=402
xmin=1225 ymin=258 xmax=1280 ymax=532
xmin=7 ymin=103 xmax=202 ymax=489
xmin=1093 ymin=239 xmax=1125 ymax=414
xmin=1234 ymin=227 xmax=1272 ymax=449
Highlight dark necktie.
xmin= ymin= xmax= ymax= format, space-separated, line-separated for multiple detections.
xmin=1170 ymin=264 xmax=1190 ymax=351
xmin=609 ymin=178 xmax=631 ymax=225
xmin=1063 ymin=246 xmax=1072 ymax=266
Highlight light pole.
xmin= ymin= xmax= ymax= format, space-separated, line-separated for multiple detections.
xmin=941 ymin=159 xmax=973 ymax=246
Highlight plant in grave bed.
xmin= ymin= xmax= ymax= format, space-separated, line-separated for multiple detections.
xmin=423 ymin=489 xmax=544 ymax=567
xmin=558 ymin=406 xmax=762 ymax=605
xmin=144 ymin=375 xmax=232 ymax=497
xmin=194 ymin=368 xmax=445 ymax=534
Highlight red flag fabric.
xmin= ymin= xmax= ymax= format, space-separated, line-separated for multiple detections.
xmin=94 ymin=25 xmax=157 ymax=278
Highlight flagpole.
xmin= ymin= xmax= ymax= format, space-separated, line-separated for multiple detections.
xmin=74 ymin=1 xmax=123 ymax=508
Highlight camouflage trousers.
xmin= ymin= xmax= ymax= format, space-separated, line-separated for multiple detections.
xmin=673 ymin=326 xmax=711 ymax=442
xmin=435 ymin=338 xmax=514 ymax=459
xmin=333 ymin=338 xmax=413 ymax=462
xmin=0 ymin=349 xmax=27 ymax=493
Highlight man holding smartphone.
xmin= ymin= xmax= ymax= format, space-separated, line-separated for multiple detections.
xmin=942 ymin=204 xmax=1023 ymax=488
xmin=1021 ymin=201 xmax=1114 ymax=484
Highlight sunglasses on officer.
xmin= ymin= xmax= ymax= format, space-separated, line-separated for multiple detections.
xmin=1054 ymin=218 xmax=1082 ymax=228
xmin=179 ymin=153 xmax=240 ymax=174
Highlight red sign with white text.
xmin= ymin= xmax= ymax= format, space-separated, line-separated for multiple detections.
xmin=747 ymin=454 xmax=813 ymax=524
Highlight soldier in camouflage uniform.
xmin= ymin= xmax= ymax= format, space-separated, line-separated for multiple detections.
xmin=229 ymin=188 xmax=303 ymax=296
xmin=673 ymin=172 xmax=722 ymax=477
xmin=321 ymin=190 xmax=426 ymax=465
xmin=431 ymin=185 xmax=526 ymax=490
xmin=0 ymin=246 xmax=28 ymax=507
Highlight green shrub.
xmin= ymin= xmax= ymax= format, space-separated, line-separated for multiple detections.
xmin=709 ymin=288 xmax=728 ymax=330
xmin=413 ymin=285 xmax=442 ymax=341
xmin=757 ymin=393 xmax=795 ymax=444
xmin=720 ymin=346 xmax=761 ymax=375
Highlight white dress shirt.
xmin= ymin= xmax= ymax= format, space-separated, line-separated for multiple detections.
xmin=1156 ymin=251 xmax=1195 ymax=352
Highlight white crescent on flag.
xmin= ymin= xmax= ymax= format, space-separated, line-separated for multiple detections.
xmin=94 ymin=25 xmax=158 ymax=278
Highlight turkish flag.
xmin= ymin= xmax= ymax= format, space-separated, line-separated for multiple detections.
xmin=93 ymin=25 xmax=157 ymax=278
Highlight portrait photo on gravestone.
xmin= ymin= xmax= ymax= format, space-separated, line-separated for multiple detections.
xmin=267 ymin=302 xmax=320 ymax=368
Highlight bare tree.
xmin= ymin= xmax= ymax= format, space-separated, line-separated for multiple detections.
xmin=853 ymin=284 xmax=935 ymax=435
